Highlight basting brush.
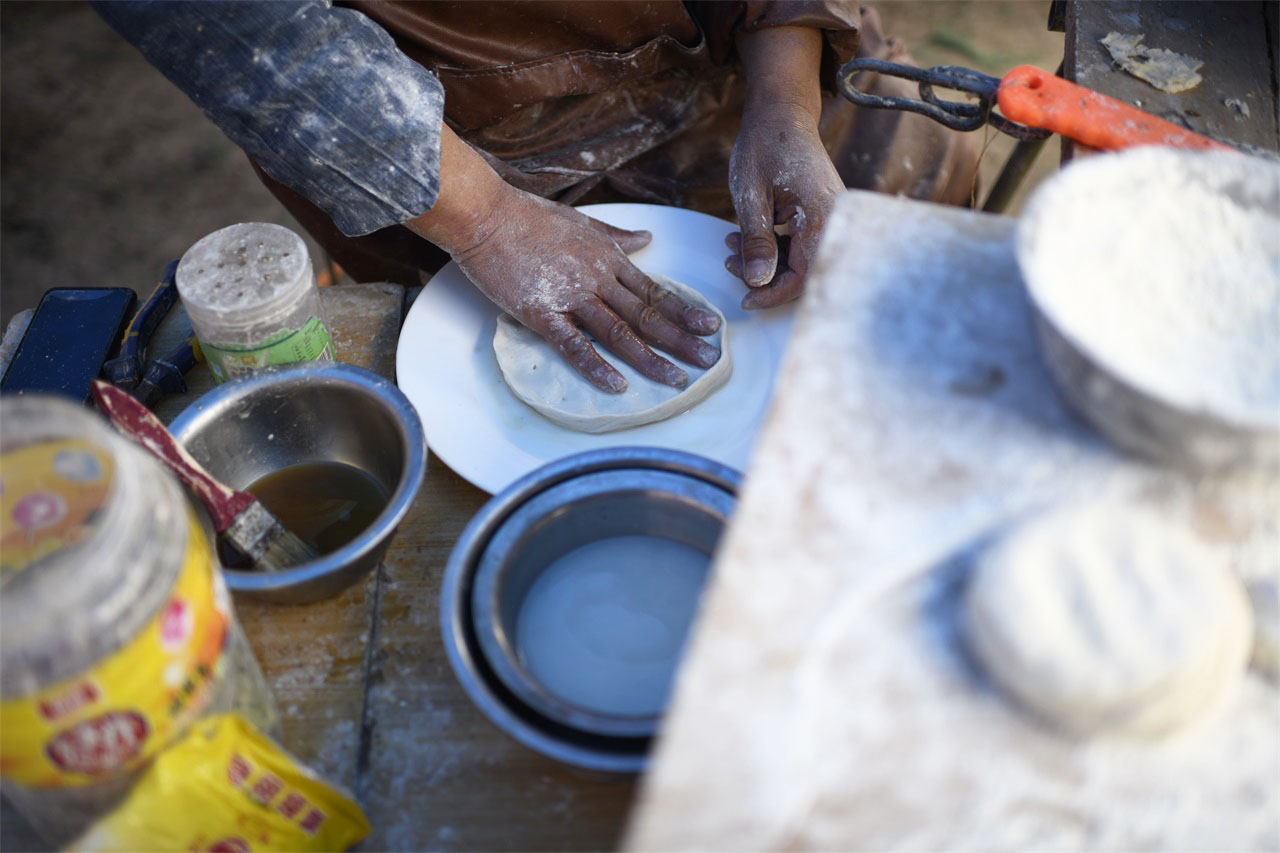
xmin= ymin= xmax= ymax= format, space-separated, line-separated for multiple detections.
xmin=91 ymin=379 xmax=318 ymax=571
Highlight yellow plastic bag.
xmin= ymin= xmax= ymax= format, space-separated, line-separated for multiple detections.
xmin=70 ymin=714 xmax=370 ymax=852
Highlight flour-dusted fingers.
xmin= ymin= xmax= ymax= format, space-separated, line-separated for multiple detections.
xmin=615 ymin=262 xmax=720 ymax=335
xmin=581 ymin=214 xmax=653 ymax=254
xmin=571 ymin=300 xmax=690 ymax=388
xmin=726 ymin=231 xmax=803 ymax=309
xmin=726 ymin=231 xmax=801 ymax=282
xmin=742 ymin=267 xmax=805 ymax=310
xmin=729 ymin=182 xmax=779 ymax=288
xmin=724 ymin=231 xmax=764 ymax=287
xmin=410 ymin=162 xmax=697 ymax=387
xmin=601 ymin=280 xmax=721 ymax=369
xmin=783 ymin=207 xmax=823 ymax=279
xmin=724 ymin=252 xmax=745 ymax=281
xmin=540 ymin=314 xmax=628 ymax=393
xmin=727 ymin=23 xmax=844 ymax=308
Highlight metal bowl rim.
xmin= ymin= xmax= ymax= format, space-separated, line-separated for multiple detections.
xmin=472 ymin=467 xmax=733 ymax=740
xmin=440 ymin=446 xmax=741 ymax=772
xmin=1025 ymin=287 xmax=1278 ymax=435
xmin=168 ymin=362 xmax=428 ymax=591
xmin=1015 ymin=149 xmax=1279 ymax=436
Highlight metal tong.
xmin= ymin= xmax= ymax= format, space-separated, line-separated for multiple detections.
xmin=836 ymin=58 xmax=1231 ymax=153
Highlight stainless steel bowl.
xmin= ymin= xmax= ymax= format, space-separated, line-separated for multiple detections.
xmin=1017 ymin=147 xmax=1280 ymax=473
xmin=442 ymin=447 xmax=740 ymax=773
xmin=169 ymin=362 xmax=427 ymax=603
xmin=1030 ymin=312 xmax=1279 ymax=471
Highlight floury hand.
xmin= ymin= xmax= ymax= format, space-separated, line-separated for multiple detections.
xmin=405 ymin=125 xmax=720 ymax=393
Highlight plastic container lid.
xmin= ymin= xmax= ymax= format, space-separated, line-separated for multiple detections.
xmin=175 ymin=223 xmax=314 ymax=332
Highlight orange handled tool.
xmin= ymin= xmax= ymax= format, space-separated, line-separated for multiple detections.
xmin=837 ymin=59 xmax=1232 ymax=153
xmin=996 ymin=65 xmax=1230 ymax=152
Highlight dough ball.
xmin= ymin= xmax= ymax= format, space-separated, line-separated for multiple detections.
xmin=493 ymin=273 xmax=731 ymax=433
xmin=964 ymin=500 xmax=1252 ymax=738
xmin=1246 ymin=577 xmax=1280 ymax=682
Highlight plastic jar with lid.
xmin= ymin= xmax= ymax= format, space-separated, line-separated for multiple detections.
xmin=176 ymin=222 xmax=334 ymax=384
xmin=0 ymin=394 xmax=279 ymax=846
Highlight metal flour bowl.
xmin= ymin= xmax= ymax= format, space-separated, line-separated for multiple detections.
xmin=441 ymin=447 xmax=740 ymax=773
xmin=1017 ymin=147 xmax=1280 ymax=472
xmin=169 ymin=362 xmax=427 ymax=603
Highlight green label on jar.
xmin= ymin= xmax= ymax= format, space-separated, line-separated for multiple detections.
xmin=202 ymin=316 xmax=334 ymax=384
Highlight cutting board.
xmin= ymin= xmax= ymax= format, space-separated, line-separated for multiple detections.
xmin=625 ymin=191 xmax=1279 ymax=850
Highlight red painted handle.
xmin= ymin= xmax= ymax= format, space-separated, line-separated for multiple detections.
xmin=997 ymin=65 xmax=1232 ymax=153
xmin=90 ymin=380 xmax=254 ymax=532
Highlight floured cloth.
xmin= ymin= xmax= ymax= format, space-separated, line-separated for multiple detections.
xmin=95 ymin=1 xmax=445 ymax=238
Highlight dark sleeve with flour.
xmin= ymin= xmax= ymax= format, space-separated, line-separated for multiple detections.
xmin=94 ymin=0 xmax=445 ymax=237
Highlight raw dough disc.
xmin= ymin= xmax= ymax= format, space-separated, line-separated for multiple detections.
xmin=964 ymin=499 xmax=1253 ymax=738
xmin=493 ymin=273 xmax=732 ymax=433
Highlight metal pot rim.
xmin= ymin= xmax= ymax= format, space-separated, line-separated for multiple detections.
xmin=169 ymin=362 xmax=427 ymax=592
xmin=472 ymin=467 xmax=733 ymax=739
xmin=441 ymin=446 xmax=740 ymax=773
xmin=1015 ymin=148 xmax=1280 ymax=471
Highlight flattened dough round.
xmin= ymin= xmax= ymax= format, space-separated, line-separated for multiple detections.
xmin=493 ymin=274 xmax=732 ymax=433
xmin=964 ymin=499 xmax=1252 ymax=738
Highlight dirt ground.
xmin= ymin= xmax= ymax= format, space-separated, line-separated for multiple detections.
xmin=0 ymin=1 xmax=314 ymax=334
xmin=0 ymin=1 xmax=1063 ymax=336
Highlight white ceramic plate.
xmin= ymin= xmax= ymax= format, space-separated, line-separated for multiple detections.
xmin=395 ymin=203 xmax=796 ymax=494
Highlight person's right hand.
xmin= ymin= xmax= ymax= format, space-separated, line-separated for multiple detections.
xmin=449 ymin=188 xmax=722 ymax=393
xmin=404 ymin=124 xmax=721 ymax=394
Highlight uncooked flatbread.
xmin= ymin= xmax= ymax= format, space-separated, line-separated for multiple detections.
xmin=964 ymin=499 xmax=1252 ymax=738
xmin=493 ymin=274 xmax=732 ymax=433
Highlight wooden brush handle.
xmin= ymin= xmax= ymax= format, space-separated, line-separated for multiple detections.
xmin=90 ymin=380 xmax=254 ymax=532
xmin=997 ymin=65 xmax=1233 ymax=153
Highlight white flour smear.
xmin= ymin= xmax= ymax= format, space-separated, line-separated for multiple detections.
xmin=1019 ymin=148 xmax=1280 ymax=426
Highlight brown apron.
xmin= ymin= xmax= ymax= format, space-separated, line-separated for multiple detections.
xmin=253 ymin=1 xmax=980 ymax=284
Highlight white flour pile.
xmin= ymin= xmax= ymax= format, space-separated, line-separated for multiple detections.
xmin=1018 ymin=147 xmax=1280 ymax=425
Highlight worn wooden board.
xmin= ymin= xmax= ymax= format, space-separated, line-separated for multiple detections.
xmin=1065 ymin=1 xmax=1279 ymax=157
xmin=626 ymin=190 xmax=1279 ymax=850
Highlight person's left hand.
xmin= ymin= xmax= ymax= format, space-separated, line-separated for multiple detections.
xmin=726 ymin=102 xmax=844 ymax=310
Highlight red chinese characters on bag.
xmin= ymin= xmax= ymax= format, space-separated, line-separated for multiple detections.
xmin=45 ymin=712 xmax=149 ymax=775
